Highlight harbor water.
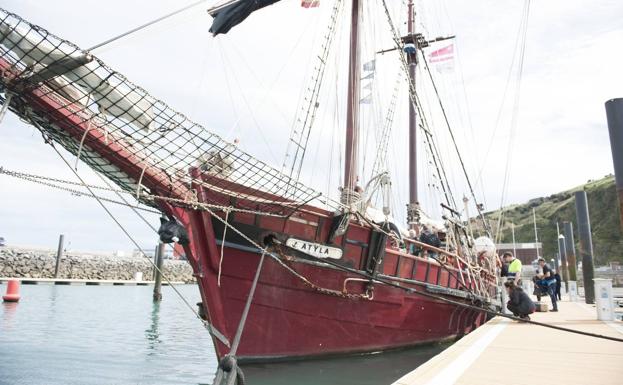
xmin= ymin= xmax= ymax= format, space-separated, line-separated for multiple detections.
xmin=0 ymin=284 xmax=447 ymax=385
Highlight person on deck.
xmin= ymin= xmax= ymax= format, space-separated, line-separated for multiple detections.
xmin=500 ymin=258 xmax=509 ymax=279
xmin=554 ymin=270 xmax=562 ymax=300
xmin=419 ymin=225 xmax=441 ymax=259
xmin=503 ymin=252 xmax=522 ymax=285
xmin=536 ymin=258 xmax=558 ymax=312
xmin=505 ymin=281 xmax=535 ymax=320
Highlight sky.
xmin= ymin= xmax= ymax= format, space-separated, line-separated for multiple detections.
xmin=0 ymin=0 xmax=621 ymax=252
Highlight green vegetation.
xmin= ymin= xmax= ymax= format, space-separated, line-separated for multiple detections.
xmin=483 ymin=175 xmax=622 ymax=265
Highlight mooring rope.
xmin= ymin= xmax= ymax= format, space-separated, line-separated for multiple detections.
xmin=213 ymin=250 xmax=266 ymax=385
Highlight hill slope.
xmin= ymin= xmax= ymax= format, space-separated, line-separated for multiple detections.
xmin=483 ymin=175 xmax=622 ymax=265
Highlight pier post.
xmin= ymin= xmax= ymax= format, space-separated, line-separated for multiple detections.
xmin=54 ymin=234 xmax=64 ymax=278
xmin=153 ymin=245 xmax=158 ymax=280
xmin=575 ymin=191 xmax=595 ymax=304
xmin=563 ymin=222 xmax=578 ymax=301
xmin=605 ymin=98 xmax=623 ymax=235
xmin=153 ymin=243 xmax=164 ymax=302
xmin=557 ymin=234 xmax=569 ymax=290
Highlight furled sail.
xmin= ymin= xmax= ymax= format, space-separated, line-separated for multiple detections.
xmin=208 ymin=0 xmax=282 ymax=35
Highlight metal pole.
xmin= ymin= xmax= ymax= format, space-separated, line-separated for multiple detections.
xmin=153 ymin=242 xmax=164 ymax=302
xmin=511 ymin=222 xmax=517 ymax=257
xmin=605 ymin=98 xmax=623 ymax=235
xmin=563 ymin=221 xmax=577 ymax=281
xmin=532 ymin=208 xmax=540 ymax=257
xmin=558 ymin=233 xmax=569 ymax=288
xmin=54 ymin=234 xmax=64 ymax=278
xmin=575 ymin=190 xmax=596 ymax=304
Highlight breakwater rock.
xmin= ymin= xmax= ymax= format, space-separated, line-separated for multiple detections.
xmin=0 ymin=248 xmax=194 ymax=283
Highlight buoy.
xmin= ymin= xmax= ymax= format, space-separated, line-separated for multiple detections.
xmin=3 ymin=279 xmax=21 ymax=302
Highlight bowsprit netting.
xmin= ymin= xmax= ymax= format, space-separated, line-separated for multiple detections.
xmin=0 ymin=9 xmax=332 ymax=216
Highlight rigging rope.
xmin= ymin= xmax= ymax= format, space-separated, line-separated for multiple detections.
xmin=370 ymin=73 xmax=401 ymax=178
xmin=282 ymin=0 xmax=344 ymax=186
xmin=419 ymin=51 xmax=490 ymax=236
xmin=87 ymin=0 xmax=208 ymax=52
xmin=495 ymin=0 xmax=531 ymax=244
xmin=0 ymin=167 xmax=161 ymax=214
xmin=46 ymin=144 xmax=222 ymax=341
xmin=217 ymin=208 xmax=231 ymax=287
xmin=378 ymin=0 xmax=458 ymax=214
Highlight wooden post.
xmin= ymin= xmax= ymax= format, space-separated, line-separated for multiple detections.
xmin=153 ymin=245 xmax=158 ymax=280
xmin=54 ymin=234 xmax=64 ymax=278
xmin=153 ymin=242 xmax=164 ymax=302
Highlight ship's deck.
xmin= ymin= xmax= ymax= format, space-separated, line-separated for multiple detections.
xmin=393 ymin=299 xmax=623 ymax=385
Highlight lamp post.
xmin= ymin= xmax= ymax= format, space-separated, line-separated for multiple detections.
xmin=557 ymin=234 xmax=568 ymax=288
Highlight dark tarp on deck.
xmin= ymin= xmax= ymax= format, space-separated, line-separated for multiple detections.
xmin=209 ymin=0 xmax=282 ymax=35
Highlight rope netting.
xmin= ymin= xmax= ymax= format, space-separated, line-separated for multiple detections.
xmin=0 ymin=9 xmax=332 ymax=216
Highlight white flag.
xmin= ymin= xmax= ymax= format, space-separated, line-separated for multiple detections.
xmin=363 ymin=59 xmax=375 ymax=72
xmin=428 ymin=43 xmax=454 ymax=73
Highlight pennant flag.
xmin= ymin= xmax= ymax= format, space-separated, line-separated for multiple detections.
xmin=428 ymin=43 xmax=455 ymax=73
xmin=363 ymin=59 xmax=375 ymax=72
xmin=209 ymin=0 xmax=282 ymax=35
xmin=360 ymin=94 xmax=372 ymax=104
xmin=361 ymin=72 xmax=374 ymax=80
xmin=301 ymin=0 xmax=320 ymax=7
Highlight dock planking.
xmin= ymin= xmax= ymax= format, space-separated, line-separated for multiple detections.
xmin=393 ymin=299 xmax=623 ymax=385
xmin=0 ymin=277 xmax=185 ymax=286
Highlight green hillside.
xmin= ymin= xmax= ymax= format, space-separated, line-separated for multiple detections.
xmin=482 ymin=175 xmax=622 ymax=265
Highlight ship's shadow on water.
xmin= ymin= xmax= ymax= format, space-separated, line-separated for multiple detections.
xmin=234 ymin=344 xmax=449 ymax=385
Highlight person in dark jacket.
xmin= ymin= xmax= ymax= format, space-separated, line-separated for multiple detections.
xmin=505 ymin=281 xmax=536 ymax=320
xmin=536 ymin=258 xmax=558 ymax=312
xmin=553 ymin=270 xmax=562 ymax=300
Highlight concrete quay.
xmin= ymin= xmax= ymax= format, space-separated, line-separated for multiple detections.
xmin=393 ymin=299 xmax=623 ymax=385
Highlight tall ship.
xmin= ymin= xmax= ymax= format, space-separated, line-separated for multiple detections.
xmin=0 ymin=0 xmax=501 ymax=367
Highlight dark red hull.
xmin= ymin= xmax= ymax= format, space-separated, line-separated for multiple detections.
xmin=178 ymin=193 xmax=494 ymax=361
xmin=201 ymin=243 xmax=487 ymax=361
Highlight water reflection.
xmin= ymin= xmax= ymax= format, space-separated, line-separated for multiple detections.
xmin=241 ymin=343 xmax=449 ymax=385
xmin=1 ymin=301 xmax=19 ymax=329
xmin=145 ymin=301 xmax=161 ymax=352
xmin=0 ymin=285 xmax=445 ymax=385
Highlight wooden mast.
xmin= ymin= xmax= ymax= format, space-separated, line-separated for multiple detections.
xmin=343 ymin=0 xmax=362 ymax=200
xmin=406 ymin=0 xmax=419 ymax=229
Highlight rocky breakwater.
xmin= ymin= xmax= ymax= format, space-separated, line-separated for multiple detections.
xmin=0 ymin=248 xmax=194 ymax=283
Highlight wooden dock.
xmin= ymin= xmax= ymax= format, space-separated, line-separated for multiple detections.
xmin=0 ymin=277 xmax=186 ymax=286
xmin=394 ymin=299 xmax=623 ymax=385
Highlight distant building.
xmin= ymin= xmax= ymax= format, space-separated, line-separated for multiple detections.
xmin=496 ymin=242 xmax=543 ymax=265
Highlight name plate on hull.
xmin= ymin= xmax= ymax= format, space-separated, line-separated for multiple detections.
xmin=285 ymin=238 xmax=342 ymax=260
